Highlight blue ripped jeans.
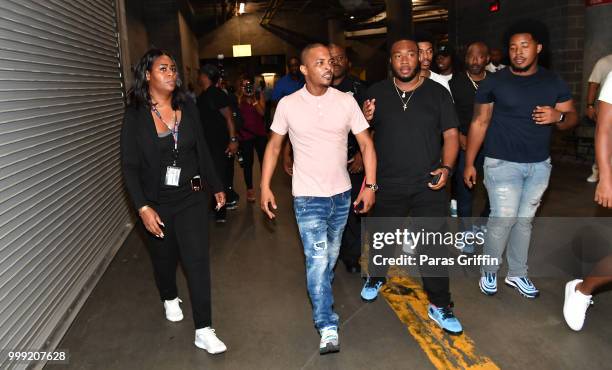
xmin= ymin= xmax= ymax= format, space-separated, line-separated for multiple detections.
xmin=293 ymin=190 xmax=351 ymax=330
xmin=482 ymin=157 xmax=551 ymax=277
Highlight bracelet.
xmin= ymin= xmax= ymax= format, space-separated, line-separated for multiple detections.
xmin=440 ymin=165 xmax=453 ymax=175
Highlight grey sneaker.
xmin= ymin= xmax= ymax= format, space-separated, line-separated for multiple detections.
xmin=319 ymin=326 xmax=340 ymax=355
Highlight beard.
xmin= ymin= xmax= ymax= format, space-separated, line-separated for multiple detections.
xmin=333 ymin=66 xmax=347 ymax=80
xmin=392 ymin=65 xmax=421 ymax=83
xmin=468 ymin=64 xmax=484 ymax=75
xmin=510 ymin=60 xmax=535 ymax=73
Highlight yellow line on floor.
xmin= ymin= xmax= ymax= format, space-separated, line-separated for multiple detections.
xmin=381 ymin=275 xmax=500 ymax=370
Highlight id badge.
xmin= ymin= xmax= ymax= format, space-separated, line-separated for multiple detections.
xmin=164 ymin=166 xmax=181 ymax=186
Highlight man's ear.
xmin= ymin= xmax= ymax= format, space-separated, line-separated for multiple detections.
xmin=146 ymin=71 xmax=150 ymax=81
xmin=536 ymin=44 xmax=543 ymax=54
xmin=299 ymin=65 xmax=307 ymax=76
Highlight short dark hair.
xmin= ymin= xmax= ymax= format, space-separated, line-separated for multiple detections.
xmin=503 ymin=19 xmax=548 ymax=47
xmin=466 ymin=41 xmax=490 ymax=55
xmin=388 ymin=38 xmax=417 ymax=54
xmin=128 ymin=48 xmax=185 ymax=110
xmin=300 ymin=43 xmax=327 ymax=65
xmin=199 ymin=64 xmax=220 ymax=85
xmin=414 ymin=31 xmax=434 ymax=46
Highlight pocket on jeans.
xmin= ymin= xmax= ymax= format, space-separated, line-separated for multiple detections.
xmin=484 ymin=157 xmax=504 ymax=169
xmin=294 ymin=196 xmax=313 ymax=213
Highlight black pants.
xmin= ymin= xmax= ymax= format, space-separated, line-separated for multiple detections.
xmin=340 ymin=171 xmax=365 ymax=266
xmin=210 ymin=144 xmax=235 ymax=216
xmin=373 ymin=182 xmax=451 ymax=307
xmin=147 ymin=192 xmax=212 ymax=329
xmin=240 ymin=135 xmax=267 ymax=189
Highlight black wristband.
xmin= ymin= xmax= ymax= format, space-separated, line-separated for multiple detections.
xmin=441 ymin=165 xmax=453 ymax=176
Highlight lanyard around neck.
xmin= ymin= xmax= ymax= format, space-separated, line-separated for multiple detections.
xmin=152 ymin=105 xmax=181 ymax=164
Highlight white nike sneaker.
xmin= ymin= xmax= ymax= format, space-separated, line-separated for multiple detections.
xmin=563 ymin=279 xmax=593 ymax=331
xmin=163 ymin=297 xmax=183 ymax=322
xmin=195 ymin=327 xmax=227 ymax=354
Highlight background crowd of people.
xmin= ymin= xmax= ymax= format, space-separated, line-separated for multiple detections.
xmin=120 ymin=18 xmax=612 ymax=356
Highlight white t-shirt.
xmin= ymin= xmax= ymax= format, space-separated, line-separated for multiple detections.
xmin=271 ymin=86 xmax=369 ymax=197
xmin=439 ymin=73 xmax=453 ymax=82
xmin=485 ymin=62 xmax=506 ymax=73
xmin=428 ymin=71 xmax=451 ymax=94
xmin=599 ymin=71 xmax=612 ymax=104
xmin=589 ymin=54 xmax=612 ymax=85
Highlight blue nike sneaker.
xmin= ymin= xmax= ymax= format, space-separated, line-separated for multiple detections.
xmin=479 ymin=272 xmax=497 ymax=295
xmin=505 ymin=276 xmax=539 ymax=299
xmin=428 ymin=304 xmax=463 ymax=335
xmin=360 ymin=277 xmax=384 ymax=302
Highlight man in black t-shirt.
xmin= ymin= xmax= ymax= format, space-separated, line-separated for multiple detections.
xmin=329 ymin=43 xmax=368 ymax=274
xmin=361 ymin=39 xmax=463 ymax=335
xmin=449 ymin=41 xmax=491 ymax=247
xmin=197 ymin=65 xmax=239 ymax=222
xmin=464 ymin=20 xmax=578 ymax=299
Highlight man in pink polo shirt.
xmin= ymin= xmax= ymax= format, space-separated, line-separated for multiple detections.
xmin=260 ymin=43 xmax=377 ymax=355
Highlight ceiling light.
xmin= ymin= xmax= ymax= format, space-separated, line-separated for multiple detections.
xmin=233 ymin=44 xmax=251 ymax=57
xmin=350 ymin=15 xmax=355 ymax=19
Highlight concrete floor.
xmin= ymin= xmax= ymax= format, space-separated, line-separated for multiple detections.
xmin=54 ymin=157 xmax=612 ymax=370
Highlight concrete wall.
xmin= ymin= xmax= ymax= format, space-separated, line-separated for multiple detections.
xmin=198 ymin=11 xmax=328 ymax=60
xmin=449 ymin=0 xmax=585 ymax=106
xmin=179 ymin=11 xmax=199 ymax=89
xmin=581 ymin=3 xmax=612 ymax=109
xmin=123 ymin=0 xmax=202 ymax=90
xmin=124 ymin=0 xmax=149 ymax=80
xmin=198 ymin=11 xmax=393 ymax=82
xmin=142 ymin=0 xmax=182 ymax=73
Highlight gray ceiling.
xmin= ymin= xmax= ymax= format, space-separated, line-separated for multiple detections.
xmin=184 ymin=0 xmax=448 ymax=36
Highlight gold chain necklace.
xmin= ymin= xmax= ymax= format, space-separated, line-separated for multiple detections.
xmin=466 ymin=71 xmax=486 ymax=90
xmin=393 ymin=78 xmax=420 ymax=111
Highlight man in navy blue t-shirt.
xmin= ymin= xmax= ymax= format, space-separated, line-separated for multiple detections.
xmin=463 ymin=20 xmax=578 ymax=299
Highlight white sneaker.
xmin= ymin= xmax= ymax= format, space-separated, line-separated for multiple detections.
xmin=402 ymin=230 xmax=415 ymax=254
xmin=319 ymin=326 xmax=340 ymax=355
xmin=163 ymin=298 xmax=183 ymax=322
xmin=587 ymin=164 xmax=598 ymax=183
xmin=195 ymin=327 xmax=227 ymax=354
xmin=563 ymin=279 xmax=593 ymax=331
xmin=450 ymin=199 xmax=458 ymax=217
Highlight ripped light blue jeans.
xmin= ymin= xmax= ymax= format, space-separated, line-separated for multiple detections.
xmin=482 ymin=157 xmax=551 ymax=277
xmin=293 ymin=190 xmax=351 ymax=330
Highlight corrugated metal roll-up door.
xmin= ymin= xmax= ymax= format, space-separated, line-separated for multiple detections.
xmin=0 ymin=0 xmax=132 ymax=368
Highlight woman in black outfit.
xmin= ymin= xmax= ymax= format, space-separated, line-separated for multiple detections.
xmin=120 ymin=49 xmax=227 ymax=354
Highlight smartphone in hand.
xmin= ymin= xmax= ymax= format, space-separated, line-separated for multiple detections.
xmin=430 ymin=173 xmax=442 ymax=186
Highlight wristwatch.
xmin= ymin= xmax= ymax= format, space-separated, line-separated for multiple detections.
xmin=558 ymin=113 xmax=565 ymax=123
xmin=441 ymin=165 xmax=453 ymax=176
xmin=365 ymin=183 xmax=379 ymax=192
xmin=230 ymin=136 xmax=238 ymax=143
